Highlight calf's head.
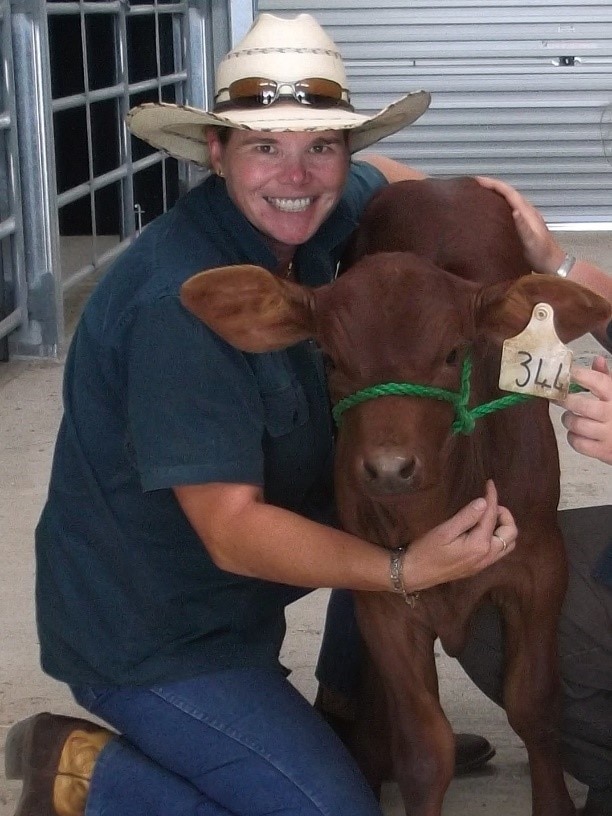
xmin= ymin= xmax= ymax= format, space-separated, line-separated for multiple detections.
xmin=181 ymin=255 xmax=609 ymax=538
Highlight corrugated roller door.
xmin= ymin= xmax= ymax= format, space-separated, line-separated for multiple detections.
xmin=257 ymin=1 xmax=612 ymax=226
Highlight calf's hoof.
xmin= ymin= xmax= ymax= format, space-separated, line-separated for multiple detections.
xmin=5 ymin=712 xmax=114 ymax=816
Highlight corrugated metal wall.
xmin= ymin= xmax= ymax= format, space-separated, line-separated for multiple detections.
xmin=257 ymin=1 xmax=612 ymax=226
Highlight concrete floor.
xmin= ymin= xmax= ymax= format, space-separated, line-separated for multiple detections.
xmin=0 ymin=233 xmax=610 ymax=814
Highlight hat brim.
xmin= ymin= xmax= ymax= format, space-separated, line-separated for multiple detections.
xmin=127 ymin=92 xmax=431 ymax=167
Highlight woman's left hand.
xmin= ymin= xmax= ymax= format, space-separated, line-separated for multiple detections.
xmin=558 ymin=356 xmax=612 ymax=465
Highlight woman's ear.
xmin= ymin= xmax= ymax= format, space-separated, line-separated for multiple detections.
xmin=180 ymin=265 xmax=318 ymax=352
xmin=205 ymin=126 xmax=224 ymax=176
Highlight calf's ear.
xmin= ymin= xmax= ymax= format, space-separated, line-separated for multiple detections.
xmin=476 ymin=274 xmax=611 ymax=344
xmin=180 ymin=265 xmax=317 ymax=352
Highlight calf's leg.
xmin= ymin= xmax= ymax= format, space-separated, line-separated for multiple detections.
xmin=494 ymin=568 xmax=576 ymax=816
xmin=354 ymin=591 xmax=454 ymax=816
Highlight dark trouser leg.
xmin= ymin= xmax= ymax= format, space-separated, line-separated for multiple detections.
xmin=458 ymin=506 xmax=612 ymax=808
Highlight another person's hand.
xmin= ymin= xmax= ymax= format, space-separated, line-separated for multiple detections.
xmin=558 ymin=356 xmax=612 ymax=465
xmin=401 ymin=480 xmax=517 ymax=592
xmin=476 ymin=175 xmax=565 ymax=275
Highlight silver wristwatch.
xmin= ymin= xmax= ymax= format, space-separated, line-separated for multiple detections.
xmin=554 ymin=253 xmax=576 ymax=278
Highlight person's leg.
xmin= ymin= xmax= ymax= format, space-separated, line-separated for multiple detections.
xmin=458 ymin=505 xmax=612 ymax=813
xmin=73 ymin=666 xmax=382 ymax=816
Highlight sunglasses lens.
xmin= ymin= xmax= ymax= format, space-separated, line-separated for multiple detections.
xmin=228 ymin=78 xmax=278 ymax=107
xmin=294 ymin=78 xmax=344 ymax=106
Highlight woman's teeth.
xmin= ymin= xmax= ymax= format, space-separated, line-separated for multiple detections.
xmin=267 ymin=197 xmax=312 ymax=213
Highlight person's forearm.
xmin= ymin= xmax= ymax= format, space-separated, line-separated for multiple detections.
xmin=174 ymin=481 xmax=516 ymax=596
xmin=207 ymin=500 xmax=394 ymax=591
xmin=553 ymin=257 xmax=612 ymax=301
xmin=559 ymin=259 xmax=612 ymax=352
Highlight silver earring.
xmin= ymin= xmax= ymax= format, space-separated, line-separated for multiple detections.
xmin=217 ymin=168 xmax=224 ymax=178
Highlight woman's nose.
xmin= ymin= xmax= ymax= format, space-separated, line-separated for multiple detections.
xmin=280 ymin=156 xmax=309 ymax=184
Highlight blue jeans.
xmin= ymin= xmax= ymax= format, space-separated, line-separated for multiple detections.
xmin=71 ymin=667 xmax=381 ymax=816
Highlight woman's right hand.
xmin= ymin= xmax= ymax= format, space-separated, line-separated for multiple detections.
xmin=401 ymin=480 xmax=517 ymax=593
xmin=476 ymin=176 xmax=566 ymax=275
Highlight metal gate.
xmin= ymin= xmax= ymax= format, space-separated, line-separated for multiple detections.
xmin=0 ymin=0 xmax=240 ymax=360
xmin=0 ymin=0 xmax=26 ymax=361
xmin=258 ymin=0 xmax=612 ymax=228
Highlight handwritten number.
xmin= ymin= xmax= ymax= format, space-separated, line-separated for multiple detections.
xmin=514 ymin=351 xmax=564 ymax=392
xmin=515 ymin=351 xmax=532 ymax=387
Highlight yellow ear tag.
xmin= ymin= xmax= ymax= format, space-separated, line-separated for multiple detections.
xmin=498 ymin=302 xmax=573 ymax=400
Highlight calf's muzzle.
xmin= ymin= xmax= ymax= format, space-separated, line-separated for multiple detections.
xmin=359 ymin=449 xmax=422 ymax=495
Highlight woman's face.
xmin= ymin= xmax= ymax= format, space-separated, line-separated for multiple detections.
xmin=207 ymin=127 xmax=350 ymax=256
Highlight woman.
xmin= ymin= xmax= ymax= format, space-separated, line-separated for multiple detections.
xmin=4 ymin=13 xmax=517 ymax=816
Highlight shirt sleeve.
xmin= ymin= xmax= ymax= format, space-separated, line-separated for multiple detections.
xmin=125 ymin=294 xmax=266 ymax=491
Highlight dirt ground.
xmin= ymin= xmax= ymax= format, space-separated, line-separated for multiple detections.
xmin=0 ymin=233 xmax=610 ymax=814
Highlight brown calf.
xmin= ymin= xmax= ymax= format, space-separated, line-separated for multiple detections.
xmin=180 ymin=177 xmax=610 ymax=816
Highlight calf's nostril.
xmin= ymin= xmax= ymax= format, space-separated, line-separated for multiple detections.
xmin=399 ymin=459 xmax=417 ymax=481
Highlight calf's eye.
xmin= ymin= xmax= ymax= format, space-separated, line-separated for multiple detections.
xmin=323 ymin=354 xmax=336 ymax=375
xmin=445 ymin=347 xmax=458 ymax=366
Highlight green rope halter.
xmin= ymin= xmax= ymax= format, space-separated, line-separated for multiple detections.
xmin=332 ymin=354 xmax=582 ymax=435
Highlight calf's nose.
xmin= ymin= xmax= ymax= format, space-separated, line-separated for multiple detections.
xmin=360 ymin=450 xmax=421 ymax=495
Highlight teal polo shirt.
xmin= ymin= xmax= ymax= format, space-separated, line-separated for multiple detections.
xmin=35 ymin=161 xmax=387 ymax=685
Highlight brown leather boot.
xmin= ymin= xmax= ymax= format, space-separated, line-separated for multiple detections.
xmin=5 ymin=712 xmax=114 ymax=816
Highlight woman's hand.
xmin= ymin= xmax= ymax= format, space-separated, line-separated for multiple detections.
xmin=476 ymin=175 xmax=565 ymax=275
xmin=401 ymin=480 xmax=517 ymax=593
xmin=558 ymin=356 xmax=612 ymax=465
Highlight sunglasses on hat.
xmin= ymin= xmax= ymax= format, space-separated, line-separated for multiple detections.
xmin=214 ymin=77 xmax=353 ymax=112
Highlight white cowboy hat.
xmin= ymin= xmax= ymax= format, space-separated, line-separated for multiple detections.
xmin=127 ymin=13 xmax=431 ymax=167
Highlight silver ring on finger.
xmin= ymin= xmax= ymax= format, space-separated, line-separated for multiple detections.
xmin=493 ymin=532 xmax=507 ymax=552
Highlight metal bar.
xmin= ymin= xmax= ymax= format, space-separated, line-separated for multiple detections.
xmin=56 ymin=153 xmax=167 ymax=208
xmin=51 ymin=72 xmax=187 ymax=111
xmin=10 ymin=0 xmax=61 ymax=357
xmin=1 ymin=0 xmax=27 ymax=351
xmin=79 ymin=2 xmax=99 ymax=262
xmin=0 ymin=214 xmax=16 ymax=240
xmin=116 ymin=0 xmax=134 ymax=239
xmin=47 ymin=2 xmax=188 ymax=16
xmin=184 ymin=0 xmax=215 ymax=190
xmin=0 ymin=305 xmax=23 ymax=338
xmin=61 ymin=236 xmax=131 ymax=292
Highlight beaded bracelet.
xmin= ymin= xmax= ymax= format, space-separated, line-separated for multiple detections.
xmin=389 ymin=547 xmax=420 ymax=608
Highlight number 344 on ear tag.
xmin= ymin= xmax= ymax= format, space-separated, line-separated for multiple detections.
xmin=499 ymin=302 xmax=573 ymax=400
